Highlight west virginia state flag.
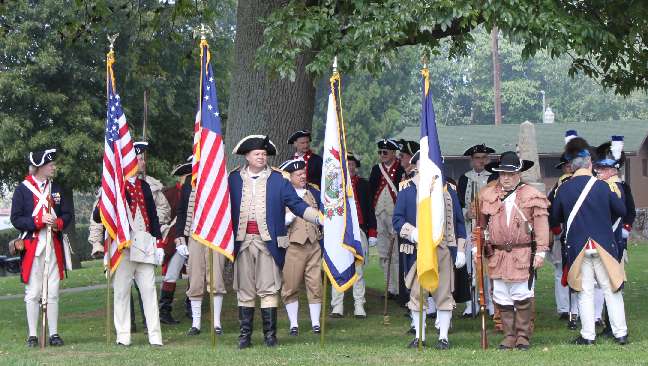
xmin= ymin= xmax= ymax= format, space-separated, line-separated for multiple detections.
xmin=321 ymin=69 xmax=364 ymax=292
xmin=416 ymin=67 xmax=445 ymax=292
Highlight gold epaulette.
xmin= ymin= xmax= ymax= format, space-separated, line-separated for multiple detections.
xmin=607 ymin=180 xmax=622 ymax=198
xmin=308 ymin=182 xmax=320 ymax=191
xmin=229 ymin=165 xmax=241 ymax=174
xmin=271 ymin=166 xmax=290 ymax=180
xmin=399 ymin=179 xmax=411 ymax=191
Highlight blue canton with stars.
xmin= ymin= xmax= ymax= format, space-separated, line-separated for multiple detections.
xmin=200 ymin=45 xmax=222 ymax=134
xmin=105 ymin=76 xmax=125 ymax=147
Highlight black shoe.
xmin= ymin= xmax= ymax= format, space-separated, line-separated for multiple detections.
xmin=160 ymin=310 xmax=180 ymax=325
xmin=498 ymin=344 xmax=514 ymax=350
xmin=516 ymin=344 xmax=530 ymax=351
xmin=26 ymin=336 xmax=38 ymax=348
xmin=330 ymin=312 xmax=344 ymax=318
xmin=595 ymin=319 xmax=605 ymax=327
xmin=614 ymin=335 xmax=629 ymax=345
xmin=49 ymin=334 xmax=64 ymax=346
xmin=238 ymin=306 xmax=254 ymax=349
xmin=567 ymin=319 xmax=578 ymax=330
xmin=312 ymin=325 xmax=321 ymax=334
xmin=436 ymin=339 xmax=450 ymax=350
xmin=407 ymin=338 xmax=426 ymax=348
xmin=407 ymin=326 xmax=416 ymax=335
xmin=215 ymin=327 xmax=223 ymax=335
xmin=572 ymin=336 xmax=595 ymax=345
xmin=386 ymin=293 xmax=398 ymax=301
xmin=598 ymin=326 xmax=614 ymax=338
xmin=261 ymin=308 xmax=278 ymax=347
xmin=289 ymin=327 xmax=299 ymax=336
xmin=427 ymin=312 xmax=437 ymax=319
xmin=187 ymin=327 xmax=201 ymax=336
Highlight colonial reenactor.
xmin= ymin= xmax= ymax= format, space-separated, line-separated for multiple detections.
xmin=330 ymin=152 xmax=372 ymax=318
xmin=478 ymin=151 xmax=550 ymax=350
xmin=279 ymin=159 xmax=323 ymax=335
xmin=593 ymin=136 xmax=635 ymax=339
xmin=158 ymin=157 xmax=192 ymax=325
xmin=547 ymin=153 xmax=579 ymax=325
xmin=397 ymin=140 xmax=420 ymax=179
xmin=287 ymin=129 xmax=323 ymax=188
xmin=93 ymin=144 xmax=166 ymax=346
xmin=456 ymin=143 xmax=496 ymax=318
xmin=551 ymin=137 xmax=628 ymax=345
xmin=368 ymin=138 xmax=405 ymax=299
xmin=11 ymin=149 xmax=74 ymax=347
xmin=229 ymin=135 xmax=321 ymax=349
xmin=393 ymin=151 xmax=467 ymax=349
xmin=176 ymin=163 xmax=228 ymax=336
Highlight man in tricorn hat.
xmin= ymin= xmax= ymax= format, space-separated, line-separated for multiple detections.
xmin=278 ymin=159 xmax=323 ymax=336
xmin=398 ymin=140 xmax=420 ymax=179
xmin=551 ymin=137 xmax=628 ymax=345
xmin=287 ymin=130 xmax=323 ymax=188
xmin=477 ymin=151 xmax=549 ymax=350
xmin=230 ymin=135 xmax=321 ymax=349
xmin=456 ymin=143 xmax=496 ymax=318
xmin=369 ymin=138 xmax=405 ymax=299
xmin=11 ymin=148 xmax=74 ymax=347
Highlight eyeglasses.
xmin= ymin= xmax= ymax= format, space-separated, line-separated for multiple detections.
xmin=378 ymin=150 xmax=390 ymax=155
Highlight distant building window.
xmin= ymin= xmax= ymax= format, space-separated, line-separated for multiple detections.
xmin=643 ymin=159 xmax=648 ymax=177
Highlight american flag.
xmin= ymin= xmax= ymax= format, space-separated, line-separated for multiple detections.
xmin=99 ymin=54 xmax=138 ymax=272
xmin=190 ymin=40 xmax=234 ymax=260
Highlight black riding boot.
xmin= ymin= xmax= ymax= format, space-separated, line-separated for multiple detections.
xmin=159 ymin=282 xmax=180 ymax=325
xmin=238 ymin=307 xmax=255 ymax=349
xmin=261 ymin=307 xmax=278 ymax=347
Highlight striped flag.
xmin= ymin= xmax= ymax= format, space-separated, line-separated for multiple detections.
xmin=321 ymin=67 xmax=364 ymax=291
xmin=190 ymin=39 xmax=234 ymax=261
xmin=416 ymin=66 xmax=445 ymax=292
xmin=100 ymin=50 xmax=138 ymax=272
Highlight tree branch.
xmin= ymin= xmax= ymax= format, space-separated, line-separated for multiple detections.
xmin=389 ymin=16 xmax=483 ymax=48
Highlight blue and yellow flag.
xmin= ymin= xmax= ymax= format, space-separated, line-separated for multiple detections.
xmin=416 ymin=67 xmax=445 ymax=292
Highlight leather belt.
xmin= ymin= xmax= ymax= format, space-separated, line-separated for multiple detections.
xmin=491 ymin=242 xmax=532 ymax=252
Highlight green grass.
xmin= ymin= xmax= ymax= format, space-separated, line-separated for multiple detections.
xmin=1 ymin=244 xmax=647 ymax=365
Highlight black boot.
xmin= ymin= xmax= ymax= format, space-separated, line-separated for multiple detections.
xmin=185 ymin=296 xmax=192 ymax=319
xmin=238 ymin=307 xmax=254 ymax=349
xmin=261 ymin=307 xmax=278 ymax=347
xmin=159 ymin=282 xmax=180 ymax=325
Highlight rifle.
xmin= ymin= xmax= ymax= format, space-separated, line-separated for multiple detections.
xmin=469 ymin=181 xmax=477 ymax=318
xmin=526 ymin=220 xmax=536 ymax=290
xmin=40 ymin=182 xmax=54 ymax=349
xmin=472 ymin=187 xmax=488 ymax=350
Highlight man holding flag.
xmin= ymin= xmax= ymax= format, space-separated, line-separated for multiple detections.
xmin=392 ymin=67 xmax=466 ymax=349
xmin=97 ymin=46 xmax=164 ymax=346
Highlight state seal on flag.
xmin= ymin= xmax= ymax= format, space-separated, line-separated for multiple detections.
xmin=323 ymin=156 xmax=344 ymax=218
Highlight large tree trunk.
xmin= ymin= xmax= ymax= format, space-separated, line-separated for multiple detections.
xmin=225 ymin=0 xmax=316 ymax=168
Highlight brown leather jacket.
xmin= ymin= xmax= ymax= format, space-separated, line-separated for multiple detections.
xmin=480 ymin=183 xmax=549 ymax=282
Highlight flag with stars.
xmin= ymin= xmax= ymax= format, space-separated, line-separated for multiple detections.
xmin=321 ymin=68 xmax=364 ymax=292
xmin=100 ymin=50 xmax=138 ymax=272
xmin=190 ymin=39 xmax=234 ymax=260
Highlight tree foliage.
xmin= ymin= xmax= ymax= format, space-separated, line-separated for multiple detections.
xmin=0 ymin=0 xmax=235 ymax=191
xmin=259 ymin=0 xmax=648 ymax=95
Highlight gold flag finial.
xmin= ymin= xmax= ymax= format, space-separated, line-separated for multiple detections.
xmin=193 ymin=24 xmax=213 ymax=40
xmin=107 ymin=33 xmax=119 ymax=52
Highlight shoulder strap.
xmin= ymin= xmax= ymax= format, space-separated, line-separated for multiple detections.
xmin=565 ymin=177 xmax=596 ymax=238
xmin=378 ymin=163 xmax=398 ymax=194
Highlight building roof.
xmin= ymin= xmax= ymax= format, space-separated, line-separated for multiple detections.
xmin=396 ymin=120 xmax=648 ymax=157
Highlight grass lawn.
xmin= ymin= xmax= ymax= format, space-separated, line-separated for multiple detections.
xmin=0 ymin=243 xmax=647 ymax=365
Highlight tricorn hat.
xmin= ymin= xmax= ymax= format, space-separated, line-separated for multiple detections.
xmin=410 ymin=150 xmax=420 ymax=165
xmin=171 ymin=155 xmax=193 ymax=176
xmin=485 ymin=151 xmax=533 ymax=173
xmin=377 ymin=138 xmax=399 ymax=150
xmin=287 ymin=130 xmax=312 ymax=144
xmin=29 ymin=148 xmax=57 ymax=167
xmin=134 ymin=141 xmax=149 ymax=155
xmin=554 ymin=153 xmax=569 ymax=170
xmin=398 ymin=140 xmax=420 ymax=156
xmin=463 ymin=144 xmax=495 ymax=156
xmin=233 ymin=135 xmax=277 ymax=156
xmin=594 ymin=136 xmax=625 ymax=169
xmin=278 ymin=159 xmax=307 ymax=173
xmin=347 ymin=152 xmax=361 ymax=167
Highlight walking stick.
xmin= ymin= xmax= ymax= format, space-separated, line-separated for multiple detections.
xmin=40 ymin=183 xmax=54 ymax=349
xmin=473 ymin=189 xmax=488 ymax=350
xmin=209 ymin=249 xmax=216 ymax=348
xmin=418 ymin=285 xmax=424 ymax=351
xmin=320 ymin=273 xmax=328 ymax=348
xmin=383 ymin=233 xmax=396 ymax=325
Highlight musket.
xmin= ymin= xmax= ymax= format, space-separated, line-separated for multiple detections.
xmin=472 ymin=186 xmax=488 ymax=349
xmin=40 ymin=182 xmax=54 ymax=349
xmin=141 ymin=89 xmax=148 ymax=178
xmin=469 ymin=181 xmax=477 ymax=319
xmin=526 ymin=220 xmax=536 ymax=290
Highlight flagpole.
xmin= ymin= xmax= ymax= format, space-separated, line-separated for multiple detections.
xmin=320 ymin=271 xmax=328 ymax=348
xmin=105 ymin=33 xmax=118 ymax=347
xmin=209 ymin=250 xmax=216 ymax=348
xmin=418 ymin=285 xmax=424 ymax=351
